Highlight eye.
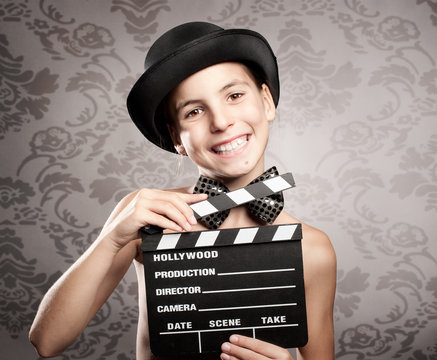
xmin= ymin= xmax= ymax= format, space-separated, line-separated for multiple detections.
xmin=228 ymin=93 xmax=243 ymax=102
xmin=186 ymin=108 xmax=203 ymax=118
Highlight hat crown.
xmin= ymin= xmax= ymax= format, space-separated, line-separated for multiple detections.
xmin=145 ymin=22 xmax=223 ymax=69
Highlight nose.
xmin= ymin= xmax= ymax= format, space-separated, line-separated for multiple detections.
xmin=209 ymin=107 xmax=234 ymax=132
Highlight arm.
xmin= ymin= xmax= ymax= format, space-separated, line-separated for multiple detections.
xmin=29 ymin=188 xmax=207 ymax=357
xmin=297 ymin=229 xmax=336 ymax=359
xmin=220 ymin=228 xmax=337 ymax=360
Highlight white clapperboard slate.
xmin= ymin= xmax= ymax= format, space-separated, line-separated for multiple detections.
xmin=141 ymin=173 xmax=307 ymax=356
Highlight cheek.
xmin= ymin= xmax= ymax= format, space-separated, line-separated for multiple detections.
xmin=179 ymin=130 xmax=191 ymax=149
xmin=179 ymin=127 xmax=202 ymax=152
xmin=242 ymin=103 xmax=267 ymax=125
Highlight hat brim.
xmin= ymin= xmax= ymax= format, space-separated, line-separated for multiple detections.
xmin=127 ymin=28 xmax=279 ymax=153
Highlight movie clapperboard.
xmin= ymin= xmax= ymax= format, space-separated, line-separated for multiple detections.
xmin=141 ymin=172 xmax=308 ymax=356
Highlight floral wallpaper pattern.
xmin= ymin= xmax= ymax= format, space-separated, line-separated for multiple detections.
xmin=0 ymin=0 xmax=436 ymax=359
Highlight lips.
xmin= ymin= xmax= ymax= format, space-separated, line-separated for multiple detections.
xmin=211 ymin=135 xmax=248 ymax=155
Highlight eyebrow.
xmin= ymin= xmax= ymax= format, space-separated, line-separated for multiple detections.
xmin=175 ymin=99 xmax=201 ymax=116
xmin=175 ymin=80 xmax=250 ymax=114
xmin=220 ymin=80 xmax=250 ymax=92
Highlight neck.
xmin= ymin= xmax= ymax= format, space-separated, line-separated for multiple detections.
xmin=199 ymin=159 xmax=266 ymax=191
xmin=220 ymin=173 xmax=261 ymax=190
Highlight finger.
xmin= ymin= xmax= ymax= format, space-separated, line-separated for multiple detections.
xmin=140 ymin=190 xmax=207 ymax=226
xmin=220 ymin=349 xmax=240 ymax=360
xmin=178 ymin=192 xmax=209 ymax=204
xmin=135 ymin=190 xmax=196 ymax=229
xmin=228 ymin=335 xmax=292 ymax=360
xmin=166 ymin=192 xmax=207 ymax=225
xmin=146 ymin=200 xmax=194 ymax=231
xmin=141 ymin=209 xmax=184 ymax=232
xmin=221 ymin=341 xmax=264 ymax=360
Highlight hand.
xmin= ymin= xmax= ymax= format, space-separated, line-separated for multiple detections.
xmin=221 ymin=335 xmax=294 ymax=360
xmin=100 ymin=188 xmax=208 ymax=250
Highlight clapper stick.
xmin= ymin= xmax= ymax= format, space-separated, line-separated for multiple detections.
xmin=142 ymin=172 xmax=295 ymax=236
xmin=142 ymin=223 xmax=302 ymax=251
xmin=141 ymin=172 xmax=307 ymax=356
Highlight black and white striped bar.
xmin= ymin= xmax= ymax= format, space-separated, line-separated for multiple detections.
xmin=190 ymin=172 xmax=295 ymax=219
xmin=142 ymin=223 xmax=302 ymax=252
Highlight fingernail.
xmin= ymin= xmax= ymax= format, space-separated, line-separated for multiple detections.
xmin=175 ymin=225 xmax=183 ymax=232
xmin=185 ymin=222 xmax=192 ymax=230
xmin=222 ymin=342 xmax=231 ymax=351
xmin=190 ymin=215 xmax=197 ymax=225
xmin=221 ymin=353 xmax=230 ymax=360
xmin=230 ymin=335 xmax=239 ymax=343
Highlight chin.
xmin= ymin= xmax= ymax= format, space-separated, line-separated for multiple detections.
xmin=197 ymin=150 xmax=264 ymax=180
xmin=215 ymin=162 xmax=262 ymax=180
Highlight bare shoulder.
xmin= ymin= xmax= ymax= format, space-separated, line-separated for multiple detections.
xmin=301 ymin=222 xmax=334 ymax=254
xmin=277 ymin=212 xmax=336 ymax=284
xmin=300 ymin=222 xmax=336 ymax=290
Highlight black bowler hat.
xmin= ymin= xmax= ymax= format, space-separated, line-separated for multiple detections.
xmin=126 ymin=21 xmax=279 ymax=153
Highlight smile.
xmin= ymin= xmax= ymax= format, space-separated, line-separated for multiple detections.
xmin=211 ymin=135 xmax=248 ymax=155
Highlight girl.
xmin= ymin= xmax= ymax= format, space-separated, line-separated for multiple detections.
xmin=30 ymin=22 xmax=336 ymax=360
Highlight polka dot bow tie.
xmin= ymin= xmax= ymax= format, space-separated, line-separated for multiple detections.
xmin=193 ymin=166 xmax=284 ymax=229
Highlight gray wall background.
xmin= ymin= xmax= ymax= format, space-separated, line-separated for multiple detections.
xmin=1 ymin=0 xmax=436 ymax=359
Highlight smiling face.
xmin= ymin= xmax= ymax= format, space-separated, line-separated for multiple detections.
xmin=167 ymin=62 xmax=276 ymax=185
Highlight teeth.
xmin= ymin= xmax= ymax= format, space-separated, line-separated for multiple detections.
xmin=213 ymin=135 xmax=247 ymax=154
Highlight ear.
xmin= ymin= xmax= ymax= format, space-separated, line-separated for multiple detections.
xmin=167 ymin=124 xmax=186 ymax=155
xmin=174 ymin=144 xmax=186 ymax=155
xmin=261 ymin=84 xmax=276 ymax=122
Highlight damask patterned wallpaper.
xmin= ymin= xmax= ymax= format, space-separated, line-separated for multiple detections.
xmin=1 ymin=0 xmax=436 ymax=359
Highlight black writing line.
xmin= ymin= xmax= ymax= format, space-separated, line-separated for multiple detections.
xmin=198 ymin=303 xmax=297 ymax=312
xmin=159 ymin=323 xmax=299 ymax=335
xmin=217 ymin=268 xmax=295 ymax=276
xmin=202 ymin=285 xmax=296 ymax=294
